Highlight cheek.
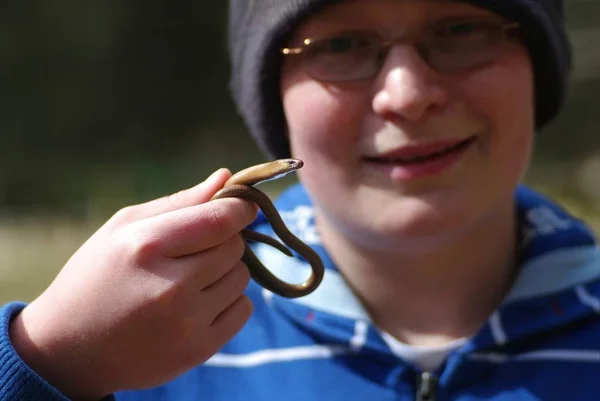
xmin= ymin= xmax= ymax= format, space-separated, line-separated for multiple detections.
xmin=464 ymin=52 xmax=535 ymax=178
xmin=280 ymin=78 xmax=369 ymax=212
xmin=281 ymin=79 xmax=368 ymax=161
xmin=493 ymin=65 xmax=535 ymax=178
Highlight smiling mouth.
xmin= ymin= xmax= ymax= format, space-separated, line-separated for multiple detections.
xmin=363 ymin=137 xmax=476 ymax=165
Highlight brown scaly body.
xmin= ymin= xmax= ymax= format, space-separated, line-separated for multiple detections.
xmin=211 ymin=159 xmax=324 ymax=298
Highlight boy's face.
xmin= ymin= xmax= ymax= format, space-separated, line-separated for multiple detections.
xmin=279 ymin=0 xmax=534 ymax=249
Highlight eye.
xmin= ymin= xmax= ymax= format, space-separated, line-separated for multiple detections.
xmin=310 ymin=32 xmax=374 ymax=54
xmin=434 ymin=20 xmax=497 ymax=39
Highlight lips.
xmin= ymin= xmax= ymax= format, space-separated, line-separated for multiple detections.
xmin=364 ymin=137 xmax=476 ymax=165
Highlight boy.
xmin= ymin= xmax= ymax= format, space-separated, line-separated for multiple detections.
xmin=1 ymin=0 xmax=598 ymax=400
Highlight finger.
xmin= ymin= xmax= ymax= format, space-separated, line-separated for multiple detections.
xmin=147 ymin=197 xmax=258 ymax=257
xmin=110 ymin=168 xmax=232 ymax=225
xmin=209 ymin=295 xmax=253 ymax=344
xmin=173 ymin=235 xmax=247 ymax=290
xmin=202 ymin=262 xmax=251 ymax=322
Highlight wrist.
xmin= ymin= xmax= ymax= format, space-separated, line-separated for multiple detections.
xmin=8 ymin=304 xmax=110 ymax=401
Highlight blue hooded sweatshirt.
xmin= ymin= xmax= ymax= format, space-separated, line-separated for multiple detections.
xmin=1 ymin=184 xmax=599 ymax=400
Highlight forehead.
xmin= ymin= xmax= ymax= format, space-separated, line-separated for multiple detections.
xmin=289 ymin=0 xmax=499 ymax=38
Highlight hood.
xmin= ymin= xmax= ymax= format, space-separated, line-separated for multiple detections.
xmin=247 ymin=183 xmax=599 ymax=366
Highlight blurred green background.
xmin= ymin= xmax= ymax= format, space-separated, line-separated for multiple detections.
xmin=0 ymin=0 xmax=598 ymax=304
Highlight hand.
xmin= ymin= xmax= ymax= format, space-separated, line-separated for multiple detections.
xmin=9 ymin=168 xmax=257 ymax=400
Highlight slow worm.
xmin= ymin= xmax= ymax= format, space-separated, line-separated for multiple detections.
xmin=211 ymin=158 xmax=325 ymax=298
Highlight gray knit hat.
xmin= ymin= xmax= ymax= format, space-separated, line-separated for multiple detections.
xmin=228 ymin=0 xmax=572 ymax=160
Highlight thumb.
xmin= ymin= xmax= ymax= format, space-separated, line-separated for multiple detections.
xmin=165 ymin=168 xmax=232 ymax=210
xmin=114 ymin=168 xmax=233 ymax=224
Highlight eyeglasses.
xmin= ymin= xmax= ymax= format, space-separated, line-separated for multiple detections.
xmin=281 ymin=18 xmax=520 ymax=82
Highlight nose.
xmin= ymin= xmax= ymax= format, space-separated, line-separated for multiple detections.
xmin=372 ymin=46 xmax=448 ymax=122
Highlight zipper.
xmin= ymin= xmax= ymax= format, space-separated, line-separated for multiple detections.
xmin=416 ymin=371 xmax=438 ymax=401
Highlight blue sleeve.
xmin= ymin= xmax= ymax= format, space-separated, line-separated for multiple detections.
xmin=0 ymin=301 xmax=115 ymax=401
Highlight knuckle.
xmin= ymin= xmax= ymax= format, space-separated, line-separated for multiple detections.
xmin=211 ymin=199 xmax=257 ymax=235
xmin=236 ymin=295 xmax=254 ymax=320
xmin=205 ymin=201 xmax=236 ymax=240
xmin=110 ymin=205 xmax=138 ymax=225
xmin=172 ymin=321 xmax=211 ymax=366
xmin=120 ymin=226 xmax=161 ymax=264
xmin=167 ymin=190 xmax=186 ymax=209
xmin=210 ymin=295 xmax=253 ymax=341
xmin=213 ymin=237 xmax=246 ymax=273
xmin=186 ymin=339 xmax=218 ymax=367
xmin=233 ymin=263 xmax=251 ymax=290
xmin=209 ymin=262 xmax=250 ymax=296
xmin=241 ymin=200 xmax=259 ymax=225
xmin=227 ymin=235 xmax=247 ymax=261
xmin=154 ymin=280 xmax=187 ymax=312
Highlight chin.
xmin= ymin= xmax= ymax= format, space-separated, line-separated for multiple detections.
xmin=388 ymin=208 xmax=468 ymax=239
xmin=353 ymin=191 xmax=487 ymax=250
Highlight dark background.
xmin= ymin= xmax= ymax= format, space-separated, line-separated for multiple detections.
xmin=0 ymin=0 xmax=598 ymax=302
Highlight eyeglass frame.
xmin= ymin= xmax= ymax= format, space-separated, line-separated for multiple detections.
xmin=280 ymin=20 xmax=521 ymax=82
